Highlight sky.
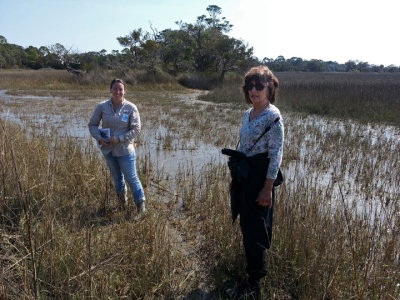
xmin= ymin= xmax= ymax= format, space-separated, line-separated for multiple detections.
xmin=1 ymin=0 xmax=399 ymax=66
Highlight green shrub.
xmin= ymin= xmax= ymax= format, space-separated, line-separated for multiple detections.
xmin=177 ymin=72 xmax=220 ymax=90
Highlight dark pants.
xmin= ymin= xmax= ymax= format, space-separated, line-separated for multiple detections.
xmin=241 ymin=190 xmax=274 ymax=280
xmin=237 ymin=153 xmax=275 ymax=281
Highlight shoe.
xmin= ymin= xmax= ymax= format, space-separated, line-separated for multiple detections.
xmin=227 ymin=279 xmax=260 ymax=300
xmin=136 ymin=201 xmax=146 ymax=215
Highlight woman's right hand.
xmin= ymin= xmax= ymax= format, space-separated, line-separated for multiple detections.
xmin=256 ymin=179 xmax=274 ymax=208
xmin=99 ymin=138 xmax=110 ymax=146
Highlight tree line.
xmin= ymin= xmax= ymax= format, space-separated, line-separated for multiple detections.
xmin=1 ymin=5 xmax=399 ymax=79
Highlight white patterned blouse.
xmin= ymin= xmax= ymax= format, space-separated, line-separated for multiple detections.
xmin=237 ymin=104 xmax=284 ymax=179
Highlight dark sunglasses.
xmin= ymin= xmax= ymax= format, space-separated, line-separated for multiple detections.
xmin=245 ymin=83 xmax=266 ymax=91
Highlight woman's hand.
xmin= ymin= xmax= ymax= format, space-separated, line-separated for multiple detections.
xmin=109 ymin=136 xmax=120 ymax=144
xmin=99 ymin=138 xmax=110 ymax=146
xmin=256 ymin=179 xmax=274 ymax=208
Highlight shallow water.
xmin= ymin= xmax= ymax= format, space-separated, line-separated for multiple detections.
xmin=0 ymin=89 xmax=62 ymax=101
xmin=0 ymin=89 xmax=225 ymax=175
xmin=1 ymin=89 xmax=399 ymax=220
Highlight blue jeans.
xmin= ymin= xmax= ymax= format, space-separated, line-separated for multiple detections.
xmin=103 ymin=151 xmax=145 ymax=204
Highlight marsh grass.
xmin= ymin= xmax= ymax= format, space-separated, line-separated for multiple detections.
xmin=200 ymin=72 xmax=400 ymax=126
xmin=0 ymin=120 xmax=198 ymax=299
xmin=0 ymin=69 xmax=183 ymax=96
xmin=1 ymin=70 xmax=399 ymax=299
xmin=174 ymin=119 xmax=399 ymax=298
xmin=0 ymin=69 xmax=87 ymax=91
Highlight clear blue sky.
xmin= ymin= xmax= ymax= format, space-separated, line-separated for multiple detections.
xmin=1 ymin=0 xmax=399 ymax=66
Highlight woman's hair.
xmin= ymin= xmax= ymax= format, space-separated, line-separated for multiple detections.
xmin=242 ymin=65 xmax=279 ymax=104
xmin=110 ymin=78 xmax=127 ymax=90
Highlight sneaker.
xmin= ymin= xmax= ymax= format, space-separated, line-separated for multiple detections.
xmin=136 ymin=201 xmax=146 ymax=215
xmin=227 ymin=279 xmax=260 ymax=300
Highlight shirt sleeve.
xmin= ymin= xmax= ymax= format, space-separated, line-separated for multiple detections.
xmin=88 ymin=104 xmax=103 ymax=141
xmin=266 ymin=118 xmax=284 ymax=179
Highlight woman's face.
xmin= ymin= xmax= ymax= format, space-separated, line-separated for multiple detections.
xmin=110 ymin=82 xmax=126 ymax=101
xmin=247 ymin=80 xmax=269 ymax=106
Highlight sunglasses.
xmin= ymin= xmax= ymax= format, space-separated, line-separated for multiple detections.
xmin=245 ymin=83 xmax=266 ymax=91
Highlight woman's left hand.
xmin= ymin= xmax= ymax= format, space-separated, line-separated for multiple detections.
xmin=256 ymin=179 xmax=274 ymax=208
xmin=109 ymin=136 xmax=120 ymax=144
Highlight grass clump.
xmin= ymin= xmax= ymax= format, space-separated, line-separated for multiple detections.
xmin=0 ymin=120 xmax=196 ymax=299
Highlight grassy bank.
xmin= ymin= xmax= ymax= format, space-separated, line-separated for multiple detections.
xmin=0 ymin=68 xmax=183 ymax=95
xmin=200 ymin=72 xmax=400 ymax=126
